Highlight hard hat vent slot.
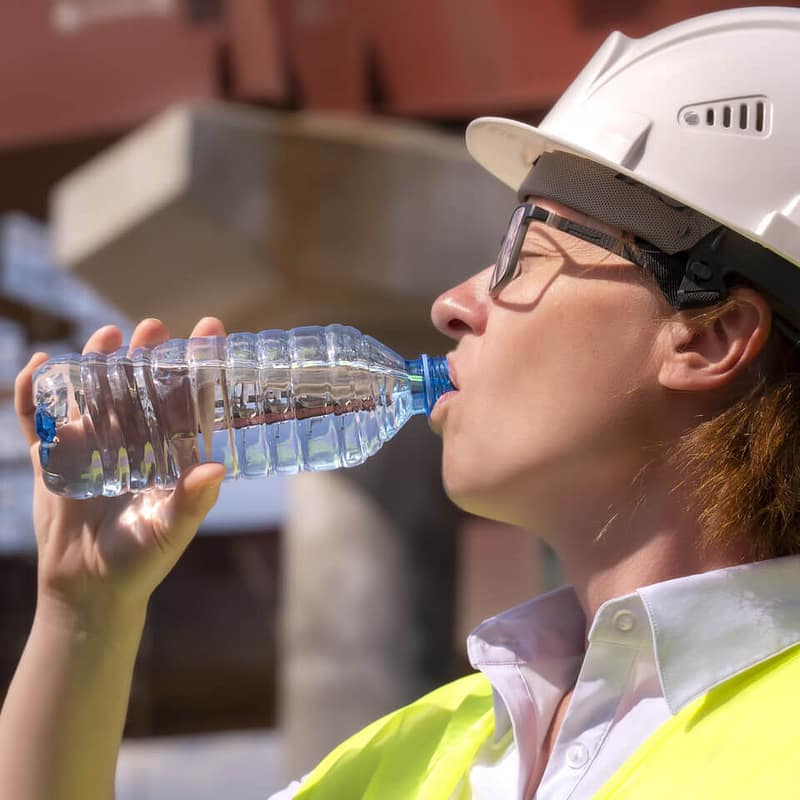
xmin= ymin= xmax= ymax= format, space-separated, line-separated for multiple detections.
xmin=755 ymin=101 xmax=766 ymax=132
xmin=679 ymin=97 xmax=770 ymax=137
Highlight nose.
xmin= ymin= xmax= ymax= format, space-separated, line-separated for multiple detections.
xmin=430 ymin=267 xmax=492 ymax=340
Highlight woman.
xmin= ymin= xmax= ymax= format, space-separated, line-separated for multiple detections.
xmin=4 ymin=6 xmax=800 ymax=799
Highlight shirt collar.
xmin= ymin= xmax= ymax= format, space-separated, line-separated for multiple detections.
xmin=636 ymin=554 xmax=800 ymax=713
xmin=467 ymin=555 xmax=800 ymax=723
xmin=467 ymin=585 xmax=586 ymax=668
xmin=467 ymin=586 xmax=586 ymax=741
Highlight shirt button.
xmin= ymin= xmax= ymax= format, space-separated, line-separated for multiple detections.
xmin=566 ymin=743 xmax=589 ymax=769
xmin=613 ymin=609 xmax=636 ymax=632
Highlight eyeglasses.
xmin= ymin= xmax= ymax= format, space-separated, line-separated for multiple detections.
xmin=490 ymin=203 xmax=633 ymax=297
xmin=489 ymin=204 xmax=800 ymax=349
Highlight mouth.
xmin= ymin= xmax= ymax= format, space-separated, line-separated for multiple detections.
xmin=446 ymin=355 xmax=460 ymax=392
xmin=429 ymin=356 xmax=459 ymax=428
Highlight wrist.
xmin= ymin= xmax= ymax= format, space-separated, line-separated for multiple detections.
xmin=34 ymin=587 xmax=147 ymax=645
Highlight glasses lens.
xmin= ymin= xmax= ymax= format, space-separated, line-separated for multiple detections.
xmin=491 ymin=206 xmax=527 ymax=294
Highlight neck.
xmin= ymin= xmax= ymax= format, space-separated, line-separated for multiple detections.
xmin=538 ymin=459 xmax=751 ymax=631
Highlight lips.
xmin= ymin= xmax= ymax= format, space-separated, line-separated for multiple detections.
xmin=446 ymin=355 xmax=460 ymax=391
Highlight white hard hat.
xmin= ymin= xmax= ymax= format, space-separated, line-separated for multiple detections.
xmin=467 ymin=7 xmax=800 ymax=331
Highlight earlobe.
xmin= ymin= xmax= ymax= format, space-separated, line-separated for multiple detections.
xmin=658 ymin=288 xmax=772 ymax=393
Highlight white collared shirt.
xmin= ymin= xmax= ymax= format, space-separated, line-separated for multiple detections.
xmin=465 ymin=555 xmax=800 ymax=799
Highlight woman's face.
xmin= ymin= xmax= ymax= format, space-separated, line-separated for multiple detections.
xmin=429 ymin=197 xmax=669 ymax=530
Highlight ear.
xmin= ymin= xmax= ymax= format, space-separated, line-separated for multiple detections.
xmin=658 ymin=288 xmax=772 ymax=392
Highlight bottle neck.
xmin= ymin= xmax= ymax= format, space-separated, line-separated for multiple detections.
xmin=405 ymin=355 xmax=452 ymax=416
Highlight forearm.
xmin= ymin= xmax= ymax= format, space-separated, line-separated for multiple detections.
xmin=0 ymin=594 xmax=146 ymax=800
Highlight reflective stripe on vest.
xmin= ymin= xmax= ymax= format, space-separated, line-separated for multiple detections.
xmin=295 ymin=643 xmax=800 ymax=799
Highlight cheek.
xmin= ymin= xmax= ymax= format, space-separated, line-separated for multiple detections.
xmin=497 ymin=255 xmax=566 ymax=306
xmin=553 ymin=273 xmax=662 ymax=372
xmin=547 ymin=292 xmax=662 ymax=442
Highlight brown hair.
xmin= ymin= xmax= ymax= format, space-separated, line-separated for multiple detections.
xmin=671 ymin=301 xmax=800 ymax=561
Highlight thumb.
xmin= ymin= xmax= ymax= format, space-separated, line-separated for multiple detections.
xmin=159 ymin=463 xmax=226 ymax=547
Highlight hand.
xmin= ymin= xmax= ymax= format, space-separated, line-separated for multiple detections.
xmin=14 ymin=317 xmax=228 ymax=626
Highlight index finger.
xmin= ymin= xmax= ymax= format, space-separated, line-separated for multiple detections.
xmin=189 ymin=316 xmax=227 ymax=339
xmin=15 ymin=351 xmax=51 ymax=448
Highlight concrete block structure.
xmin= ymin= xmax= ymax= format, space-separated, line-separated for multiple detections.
xmin=50 ymin=104 xmax=510 ymax=342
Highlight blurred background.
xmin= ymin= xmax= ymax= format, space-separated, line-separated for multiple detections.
xmin=0 ymin=1 xmax=781 ymax=798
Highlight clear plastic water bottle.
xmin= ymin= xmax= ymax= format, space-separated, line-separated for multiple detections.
xmin=32 ymin=324 xmax=453 ymax=498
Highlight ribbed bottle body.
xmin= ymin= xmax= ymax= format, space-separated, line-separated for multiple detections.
xmin=32 ymin=324 xmax=449 ymax=498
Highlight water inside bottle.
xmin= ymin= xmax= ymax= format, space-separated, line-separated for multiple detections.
xmin=194 ymin=361 xmax=415 ymax=476
xmin=32 ymin=327 xmax=424 ymax=497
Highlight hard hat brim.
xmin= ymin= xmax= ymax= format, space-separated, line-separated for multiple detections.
xmin=466 ymin=115 xmax=646 ymax=196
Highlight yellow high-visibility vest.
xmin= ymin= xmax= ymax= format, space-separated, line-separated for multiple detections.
xmin=295 ymin=643 xmax=800 ymax=799
xmin=294 ymin=672 xmax=494 ymax=800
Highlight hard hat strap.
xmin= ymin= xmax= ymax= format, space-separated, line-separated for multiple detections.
xmin=679 ymin=227 xmax=800 ymax=342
